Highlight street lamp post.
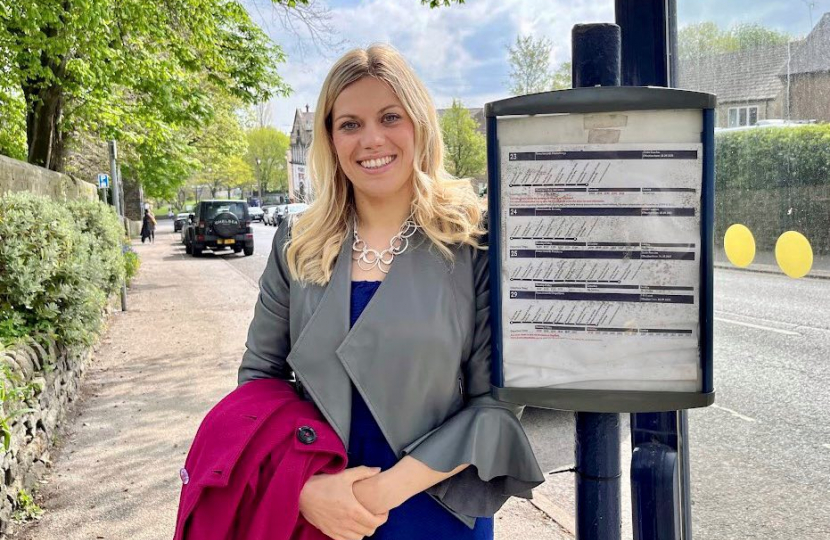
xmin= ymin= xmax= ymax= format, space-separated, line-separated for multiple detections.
xmin=255 ymin=157 xmax=263 ymax=202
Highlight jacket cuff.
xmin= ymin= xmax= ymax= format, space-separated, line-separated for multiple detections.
xmin=401 ymin=399 xmax=544 ymax=517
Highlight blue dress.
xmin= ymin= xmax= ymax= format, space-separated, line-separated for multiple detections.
xmin=348 ymin=281 xmax=494 ymax=540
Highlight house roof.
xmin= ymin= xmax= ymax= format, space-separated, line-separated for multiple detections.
xmin=782 ymin=12 xmax=830 ymax=75
xmin=290 ymin=108 xmax=314 ymax=147
xmin=678 ymin=43 xmax=791 ymax=103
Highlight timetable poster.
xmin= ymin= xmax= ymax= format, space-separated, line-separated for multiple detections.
xmin=499 ymin=143 xmax=703 ymax=392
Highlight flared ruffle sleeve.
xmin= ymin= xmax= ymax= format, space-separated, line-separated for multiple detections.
xmin=401 ymin=237 xmax=544 ymax=518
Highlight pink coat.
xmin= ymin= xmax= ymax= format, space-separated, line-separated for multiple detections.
xmin=173 ymin=378 xmax=347 ymax=540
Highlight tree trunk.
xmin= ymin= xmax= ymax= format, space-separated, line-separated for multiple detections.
xmin=25 ymin=83 xmax=66 ymax=172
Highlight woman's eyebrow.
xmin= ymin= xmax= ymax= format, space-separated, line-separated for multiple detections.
xmin=332 ymin=104 xmax=401 ymax=124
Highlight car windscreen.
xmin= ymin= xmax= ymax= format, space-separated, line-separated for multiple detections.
xmin=203 ymin=202 xmax=246 ymax=220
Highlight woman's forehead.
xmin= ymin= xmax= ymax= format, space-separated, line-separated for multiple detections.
xmin=332 ymin=77 xmax=404 ymax=117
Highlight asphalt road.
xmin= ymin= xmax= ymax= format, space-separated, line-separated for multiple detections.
xmin=194 ymin=221 xmax=830 ymax=538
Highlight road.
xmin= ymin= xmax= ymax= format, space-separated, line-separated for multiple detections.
xmin=194 ymin=221 xmax=830 ymax=538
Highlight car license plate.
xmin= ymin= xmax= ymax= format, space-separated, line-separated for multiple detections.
xmin=220 ymin=239 xmax=235 ymax=245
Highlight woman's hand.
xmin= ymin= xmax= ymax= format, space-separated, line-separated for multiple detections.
xmin=299 ymin=466 xmax=389 ymax=540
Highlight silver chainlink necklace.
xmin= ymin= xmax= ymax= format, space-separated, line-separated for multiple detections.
xmin=351 ymin=213 xmax=419 ymax=274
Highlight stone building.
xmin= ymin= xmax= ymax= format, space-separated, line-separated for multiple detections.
xmin=288 ymin=106 xmax=314 ymax=203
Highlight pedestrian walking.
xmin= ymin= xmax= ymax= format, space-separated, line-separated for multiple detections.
xmin=140 ymin=208 xmax=156 ymax=243
xmin=232 ymin=44 xmax=543 ymax=540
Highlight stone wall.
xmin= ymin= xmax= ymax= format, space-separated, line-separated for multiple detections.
xmin=0 ymin=154 xmax=96 ymax=202
xmin=0 ymin=338 xmax=90 ymax=536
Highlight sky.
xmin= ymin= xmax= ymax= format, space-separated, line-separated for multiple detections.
xmin=242 ymin=0 xmax=829 ymax=132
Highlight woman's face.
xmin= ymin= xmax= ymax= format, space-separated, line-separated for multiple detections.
xmin=330 ymin=77 xmax=416 ymax=203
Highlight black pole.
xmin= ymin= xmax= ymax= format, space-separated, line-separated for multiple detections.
xmin=571 ymin=22 xmax=622 ymax=540
xmin=615 ymin=1 xmax=690 ymax=539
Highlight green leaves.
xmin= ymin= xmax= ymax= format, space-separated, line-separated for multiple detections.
xmin=0 ymin=193 xmax=129 ymax=347
xmin=1 ymin=0 xmax=289 ymax=186
xmin=246 ymin=126 xmax=290 ymax=194
xmin=422 ymin=0 xmax=465 ymax=7
xmin=678 ymin=21 xmax=792 ymax=60
xmin=440 ymin=99 xmax=485 ymax=179
xmin=715 ymin=125 xmax=830 ymax=254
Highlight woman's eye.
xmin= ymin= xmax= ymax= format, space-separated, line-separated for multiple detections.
xmin=383 ymin=113 xmax=401 ymax=123
xmin=340 ymin=121 xmax=358 ymax=131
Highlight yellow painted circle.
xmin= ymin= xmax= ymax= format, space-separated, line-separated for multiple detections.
xmin=775 ymin=231 xmax=813 ymax=278
xmin=724 ymin=224 xmax=756 ymax=268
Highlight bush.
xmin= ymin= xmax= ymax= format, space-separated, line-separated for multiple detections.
xmin=0 ymin=193 xmax=132 ymax=347
xmin=716 ymin=124 xmax=830 ymax=254
xmin=123 ymin=246 xmax=140 ymax=285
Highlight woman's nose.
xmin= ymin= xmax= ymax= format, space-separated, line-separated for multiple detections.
xmin=361 ymin=122 xmax=385 ymax=149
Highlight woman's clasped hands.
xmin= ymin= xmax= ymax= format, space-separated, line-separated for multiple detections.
xmin=299 ymin=465 xmax=401 ymax=540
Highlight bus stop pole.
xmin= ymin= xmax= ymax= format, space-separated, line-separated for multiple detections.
xmin=571 ymin=23 xmax=623 ymax=540
xmin=615 ymin=1 xmax=690 ymax=539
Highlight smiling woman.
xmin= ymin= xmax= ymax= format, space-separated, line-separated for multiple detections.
xmin=235 ymin=43 xmax=543 ymax=540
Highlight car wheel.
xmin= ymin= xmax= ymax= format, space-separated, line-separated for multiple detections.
xmin=185 ymin=242 xmax=192 ymax=254
xmin=193 ymin=247 xmax=203 ymax=257
xmin=244 ymin=246 xmax=254 ymax=256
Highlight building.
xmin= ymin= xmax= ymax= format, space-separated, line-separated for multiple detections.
xmin=783 ymin=13 xmax=830 ymax=123
xmin=288 ymin=106 xmax=314 ymax=202
xmin=678 ymin=13 xmax=830 ymax=128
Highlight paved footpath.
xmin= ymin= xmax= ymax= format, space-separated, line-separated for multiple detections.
xmin=13 ymin=222 xmax=570 ymax=540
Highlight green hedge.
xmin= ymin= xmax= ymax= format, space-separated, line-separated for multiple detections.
xmin=0 ymin=193 xmax=131 ymax=347
xmin=716 ymin=124 xmax=830 ymax=254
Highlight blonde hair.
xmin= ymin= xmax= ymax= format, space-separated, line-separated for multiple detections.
xmin=285 ymin=44 xmax=484 ymax=285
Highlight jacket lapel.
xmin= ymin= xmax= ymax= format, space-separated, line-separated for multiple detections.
xmin=286 ymin=234 xmax=354 ymax=446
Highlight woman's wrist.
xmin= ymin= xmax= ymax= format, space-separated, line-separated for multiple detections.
xmin=353 ymin=470 xmax=408 ymax=514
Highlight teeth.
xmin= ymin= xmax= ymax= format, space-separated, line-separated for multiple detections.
xmin=361 ymin=156 xmax=394 ymax=169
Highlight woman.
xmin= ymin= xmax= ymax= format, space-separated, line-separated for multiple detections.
xmin=140 ymin=208 xmax=156 ymax=243
xmin=238 ymin=44 xmax=542 ymax=540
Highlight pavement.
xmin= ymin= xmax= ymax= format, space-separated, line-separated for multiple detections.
xmin=11 ymin=220 xmax=571 ymax=540
xmin=713 ymin=248 xmax=830 ymax=279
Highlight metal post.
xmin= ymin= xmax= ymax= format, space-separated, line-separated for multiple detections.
xmin=109 ymin=140 xmax=128 ymax=312
xmin=571 ymin=23 xmax=623 ymax=540
xmin=615 ymin=1 xmax=690 ymax=539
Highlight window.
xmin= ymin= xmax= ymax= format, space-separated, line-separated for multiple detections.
xmin=727 ymin=106 xmax=759 ymax=127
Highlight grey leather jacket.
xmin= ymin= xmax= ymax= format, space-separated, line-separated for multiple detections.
xmin=237 ymin=222 xmax=543 ymax=527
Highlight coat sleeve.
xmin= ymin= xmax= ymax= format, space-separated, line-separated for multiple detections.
xmin=237 ymin=224 xmax=294 ymax=385
xmin=401 ymin=238 xmax=544 ymax=518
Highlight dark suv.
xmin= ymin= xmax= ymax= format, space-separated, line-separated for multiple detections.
xmin=184 ymin=200 xmax=254 ymax=257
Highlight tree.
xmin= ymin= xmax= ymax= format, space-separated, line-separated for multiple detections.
xmin=551 ymin=61 xmax=572 ymax=90
xmin=221 ymin=156 xmax=256 ymax=197
xmin=678 ymin=22 xmax=792 ymax=60
xmin=508 ymin=35 xmax=555 ymax=95
xmin=246 ymin=127 xmax=290 ymax=196
xmin=0 ymin=0 xmax=288 ymax=174
xmin=440 ymin=99 xmax=486 ymax=179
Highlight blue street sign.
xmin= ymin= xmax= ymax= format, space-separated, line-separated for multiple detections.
xmin=97 ymin=173 xmax=110 ymax=189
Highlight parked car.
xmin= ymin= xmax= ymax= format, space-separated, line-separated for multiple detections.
xmin=281 ymin=203 xmax=310 ymax=226
xmin=262 ymin=205 xmax=278 ymax=226
xmin=180 ymin=215 xmax=191 ymax=245
xmin=274 ymin=204 xmax=289 ymax=225
xmin=173 ymin=212 xmax=190 ymax=232
xmin=183 ymin=200 xmax=254 ymax=257
xmin=248 ymin=206 xmax=264 ymax=222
